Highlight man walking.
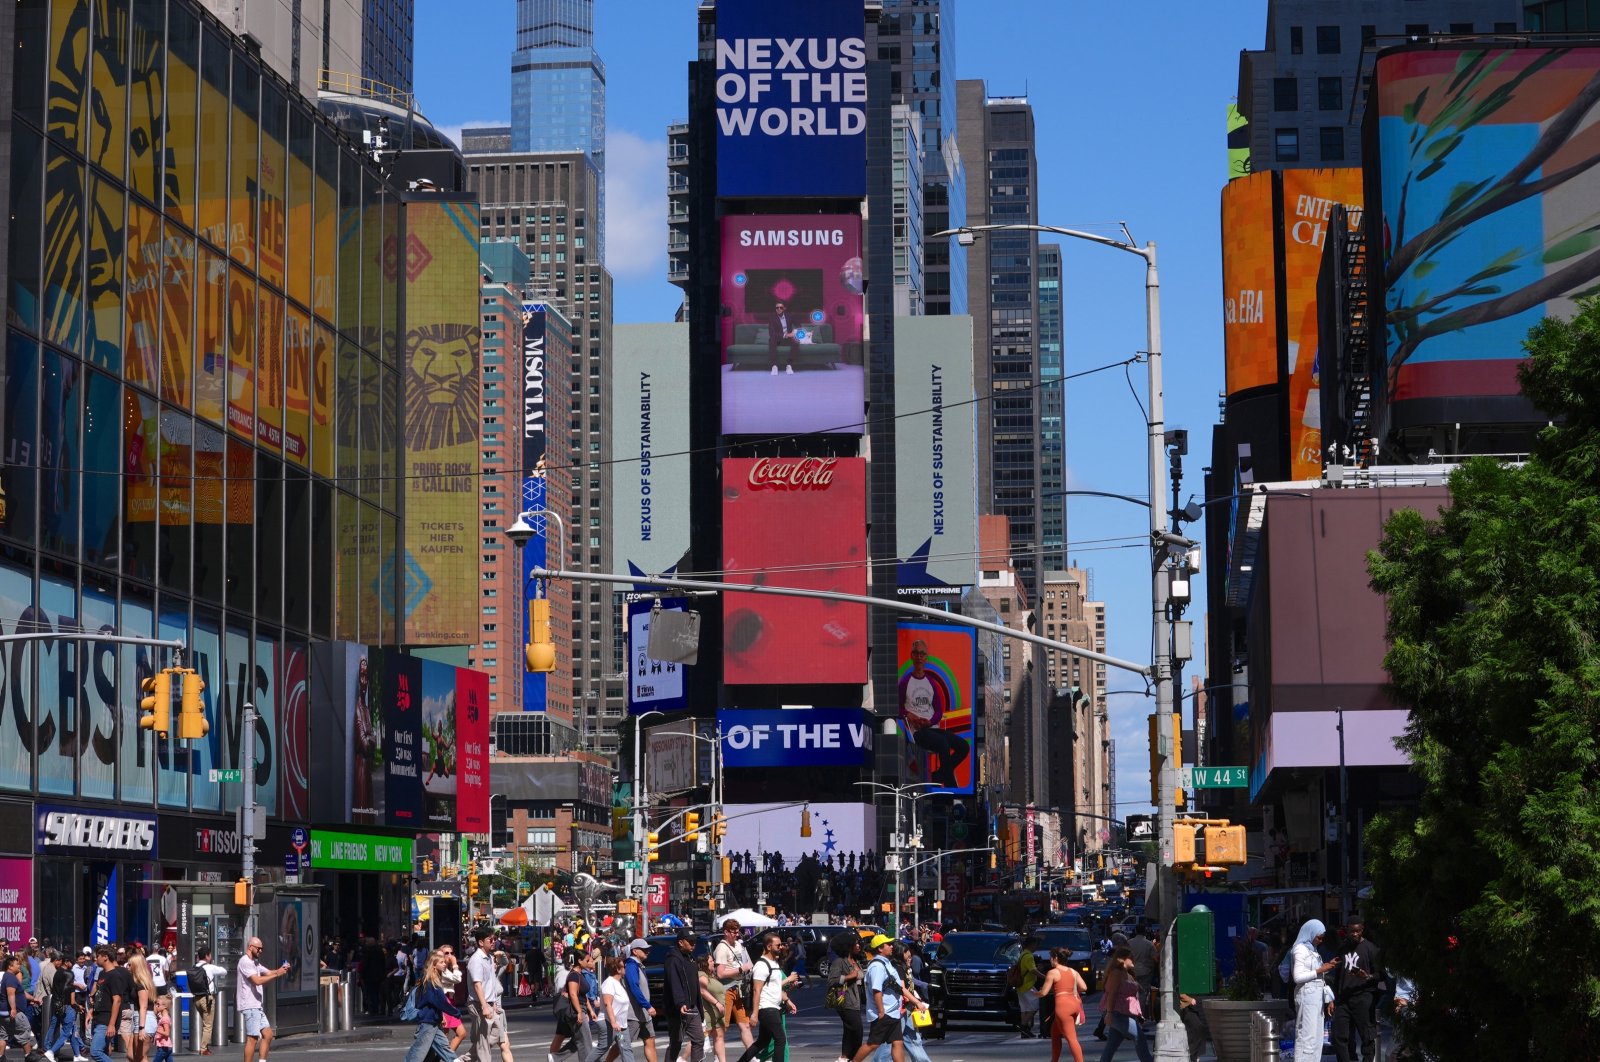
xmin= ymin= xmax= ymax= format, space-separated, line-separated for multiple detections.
xmin=847 ymin=935 xmax=904 ymax=1062
xmin=1331 ymin=923 xmax=1382 ymax=1062
xmin=466 ymin=927 xmax=513 ymax=1062
xmin=663 ymin=930 xmax=704 ymax=1062
xmin=46 ymin=949 xmax=87 ymax=1061
xmin=620 ymin=940 xmax=657 ymax=1062
xmin=712 ymin=921 xmax=754 ymax=1050
xmin=89 ymin=947 xmax=130 ymax=1062
xmin=236 ymin=937 xmax=290 ymax=1062
xmin=190 ymin=948 xmax=226 ymax=1055
xmin=1127 ymin=924 xmax=1159 ymax=1012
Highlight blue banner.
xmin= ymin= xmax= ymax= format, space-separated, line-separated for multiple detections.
xmin=522 ymin=475 xmax=548 ymax=712
xmin=715 ymin=0 xmax=867 ymax=198
xmin=718 ymin=709 xmax=874 ymax=768
xmin=94 ymin=864 xmax=118 ymax=946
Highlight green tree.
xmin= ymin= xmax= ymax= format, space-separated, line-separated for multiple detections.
xmin=1365 ymin=298 xmax=1600 ymax=1058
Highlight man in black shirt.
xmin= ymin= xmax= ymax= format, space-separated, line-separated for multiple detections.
xmin=1331 ymin=922 xmax=1382 ymax=1062
xmin=89 ymin=946 xmax=131 ymax=1062
xmin=663 ymin=929 xmax=704 ymax=1062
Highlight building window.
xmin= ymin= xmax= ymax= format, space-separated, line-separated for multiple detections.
xmin=1276 ymin=129 xmax=1301 ymax=162
xmin=1361 ymin=24 xmax=1377 ymax=47
xmin=1316 ymin=25 xmax=1340 ymax=54
xmin=1319 ymin=126 xmax=1345 ymax=161
xmin=1289 ymin=25 xmax=1303 ymax=54
xmin=1318 ymin=77 xmax=1342 ymax=111
xmin=1449 ymin=23 xmax=1474 ymax=34
xmin=1405 ymin=23 xmax=1429 ymax=37
xmin=1273 ymin=77 xmax=1298 ymax=111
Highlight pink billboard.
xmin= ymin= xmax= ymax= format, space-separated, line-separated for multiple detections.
xmin=455 ymin=668 xmax=491 ymax=833
xmin=0 ymin=857 xmax=31 ymax=950
xmin=719 ymin=214 xmax=866 ymax=436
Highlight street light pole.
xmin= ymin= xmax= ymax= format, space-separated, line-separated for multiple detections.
xmin=630 ymin=710 xmax=665 ymax=905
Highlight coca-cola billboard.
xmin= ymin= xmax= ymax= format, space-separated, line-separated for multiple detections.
xmin=722 ymin=457 xmax=867 ymax=685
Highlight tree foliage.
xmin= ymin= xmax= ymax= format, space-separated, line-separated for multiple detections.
xmin=1365 ymin=298 xmax=1600 ymax=1058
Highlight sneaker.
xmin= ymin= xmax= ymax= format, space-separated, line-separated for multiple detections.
xmin=785 ymin=365 xmax=794 ymax=374
xmin=771 ymin=365 xmax=779 ymax=375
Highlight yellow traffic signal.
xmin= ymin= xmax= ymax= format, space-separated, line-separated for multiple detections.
xmin=1148 ymin=712 xmax=1185 ymax=807
xmin=1173 ymin=823 xmax=1198 ymax=865
xmin=233 ymin=878 xmax=252 ymax=907
xmin=712 ymin=815 xmax=727 ymax=842
xmin=800 ymin=807 xmax=812 ymax=837
xmin=468 ymin=859 xmax=480 ymax=897
xmin=685 ymin=812 xmax=702 ymax=843
xmin=140 ymin=670 xmax=172 ymax=735
xmin=647 ymin=832 xmax=660 ymax=862
xmin=720 ymin=856 xmax=732 ymax=884
xmin=1206 ymin=823 xmax=1248 ymax=865
xmin=178 ymin=669 xmax=208 ymax=740
xmin=526 ymin=598 xmax=556 ymax=672
xmin=421 ymin=858 xmax=435 ymax=877
xmin=989 ymin=851 xmax=997 ymax=870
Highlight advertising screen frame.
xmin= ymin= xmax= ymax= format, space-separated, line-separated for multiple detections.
xmin=895 ymin=623 xmax=977 ymax=796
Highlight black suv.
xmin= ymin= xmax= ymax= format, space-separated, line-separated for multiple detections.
xmin=925 ymin=931 xmax=1017 ymax=1037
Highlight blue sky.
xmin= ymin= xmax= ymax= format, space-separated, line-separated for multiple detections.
xmin=415 ymin=1 xmax=1268 ymax=823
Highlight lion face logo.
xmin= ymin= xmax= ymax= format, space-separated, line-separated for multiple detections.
xmin=404 ymin=322 xmax=479 ymax=451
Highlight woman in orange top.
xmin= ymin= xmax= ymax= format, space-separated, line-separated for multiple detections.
xmin=1034 ymin=947 xmax=1089 ymax=1062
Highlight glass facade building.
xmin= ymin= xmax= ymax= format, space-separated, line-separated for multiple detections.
xmin=510 ymin=0 xmax=606 ymax=261
xmin=1037 ymin=243 xmax=1065 ymax=571
xmin=362 ymin=0 xmax=415 ymax=95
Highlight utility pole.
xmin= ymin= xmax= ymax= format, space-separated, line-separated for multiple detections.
xmin=241 ymin=703 xmax=258 ymax=941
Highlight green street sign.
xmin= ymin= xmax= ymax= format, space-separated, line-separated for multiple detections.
xmin=209 ymin=769 xmax=243 ymax=783
xmin=1187 ymin=766 xmax=1249 ymax=789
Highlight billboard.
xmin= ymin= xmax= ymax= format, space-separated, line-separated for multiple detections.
xmin=719 ymin=215 xmax=866 ymax=436
xmin=1281 ymin=169 xmax=1362 ymax=480
xmin=1220 ymin=171 xmax=1279 ymax=396
xmin=612 ymin=324 xmax=691 ymax=579
xmin=627 ymin=599 xmax=689 ymax=715
xmin=714 ymin=0 xmax=867 ymax=198
xmin=382 ymin=650 xmax=424 ymax=829
xmin=896 ymin=623 xmax=977 ymax=795
xmin=349 ymin=645 xmax=384 ymax=825
xmin=894 ymin=316 xmax=978 ymax=595
xmin=723 ymin=801 xmax=876 ymax=864
xmin=1373 ymin=46 xmax=1600 ymax=420
xmin=419 ymin=659 xmax=458 ymax=829
xmin=0 ymin=857 xmax=32 ymax=950
xmin=644 ymin=728 xmax=697 ymax=795
xmin=718 ymin=708 xmax=873 ymax=769
xmin=401 ymin=198 xmax=480 ymax=645
xmin=455 ymin=667 xmax=490 ymax=833
xmin=722 ymin=457 xmax=867 ymax=685
xmin=521 ymin=304 xmax=549 ymax=714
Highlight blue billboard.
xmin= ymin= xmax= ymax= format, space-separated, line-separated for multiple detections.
xmin=627 ymin=598 xmax=690 ymax=715
xmin=718 ymin=708 xmax=874 ymax=768
xmin=715 ymin=0 xmax=867 ymax=198
xmin=522 ymin=303 xmax=549 ymax=713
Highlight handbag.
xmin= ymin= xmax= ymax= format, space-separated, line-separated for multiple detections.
xmin=823 ymin=983 xmax=847 ymax=1011
xmin=910 ymin=1007 xmax=933 ymax=1029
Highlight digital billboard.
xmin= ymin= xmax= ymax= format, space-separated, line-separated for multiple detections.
xmin=381 ymin=650 xmax=423 ymax=829
xmin=1220 ymin=171 xmax=1279 ymax=396
xmin=715 ymin=0 xmax=867 ymax=198
xmin=1280 ymin=169 xmax=1362 ymax=480
xmin=896 ymin=623 xmax=977 ymax=795
xmin=401 ymin=198 xmax=480 ymax=645
xmin=456 ymin=667 xmax=490 ymax=833
xmin=723 ymin=802 xmax=876 ymax=865
xmin=719 ymin=215 xmax=866 ymax=436
xmin=718 ymin=708 xmax=874 ymax=768
xmin=627 ymin=598 xmax=689 ymax=715
xmin=1373 ymin=46 xmax=1600 ymax=420
xmin=419 ymin=658 xmax=457 ymax=829
xmin=722 ymin=457 xmax=867 ymax=685
xmin=894 ymin=316 xmax=978 ymax=595
xmin=612 ymin=324 xmax=691 ymax=579
xmin=521 ymin=303 xmax=549 ymax=713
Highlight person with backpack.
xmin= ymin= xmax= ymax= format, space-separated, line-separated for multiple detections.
xmin=731 ymin=934 xmax=794 ymax=1062
xmin=189 ymin=948 xmax=226 ymax=1055
xmin=402 ymin=949 xmax=460 ymax=1062
xmin=845 ymin=936 xmax=905 ymax=1062
xmin=46 ymin=949 xmax=86 ymax=1061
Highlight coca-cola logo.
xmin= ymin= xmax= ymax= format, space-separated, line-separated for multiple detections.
xmin=748 ymin=457 xmax=838 ymax=491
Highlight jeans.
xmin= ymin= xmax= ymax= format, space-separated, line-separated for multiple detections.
xmin=404 ymin=1021 xmax=457 ymax=1062
xmin=733 ymin=1008 xmax=784 ymax=1062
xmin=92 ymin=1022 xmax=115 ymax=1062
xmin=586 ymin=1023 xmax=633 ymax=1062
xmin=1332 ymin=994 xmax=1378 ymax=1062
xmin=1096 ymin=1014 xmax=1151 ymax=1062
xmin=51 ymin=1002 xmax=86 ymax=1054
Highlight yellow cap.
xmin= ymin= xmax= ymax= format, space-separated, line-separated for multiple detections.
xmin=870 ymin=934 xmax=894 ymax=950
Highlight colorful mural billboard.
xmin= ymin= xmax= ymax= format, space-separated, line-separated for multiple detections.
xmin=1220 ymin=171 xmax=1279 ymax=397
xmin=1373 ymin=46 xmax=1600 ymax=419
xmin=895 ymin=623 xmax=977 ymax=796
xmin=721 ymin=457 xmax=867 ymax=685
xmin=719 ymin=215 xmax=866 ymax=436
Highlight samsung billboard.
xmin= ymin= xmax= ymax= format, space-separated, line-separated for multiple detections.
xmin=715 ymin=0 xmax=867 ymax=198
xmin=894 ymin=316 xmax=978 ymax=595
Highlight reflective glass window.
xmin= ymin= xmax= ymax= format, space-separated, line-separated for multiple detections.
xmin=197 ymin=28 xmax=229 ymax=250
xmin=310 ymin=480 xmax=333 ymax=638
xmin=80 ymin=581 xmax=118 ymax=799
xmin=121 ymin=387 xmax=158 ymax=581
xmin=43 ymin=148 xmax=85 ymax=353
xmin=335 ymin=338 xmax=360 ymax=488
xmin=46 ymin=0 xmax=88 ymax=151
xmin=37 ymin=568 xmax=77 ymax=795
xmin=85 ymin=176 xmax=125 ymax=372
xmin=39 ymin=348 xmax=82 ymax=559
xmin=158 ymin=404 xmax=192 ymax=595
xmin=195 ymin=246 xmax=227 ymax=423
xmin=81 ymin=369 xmax=121 ymax=570
xmin=337 ymin=150 xmax=361 ymax=339
xmin=128 ymin=0 xmax=164 ymax=203
xmin=360 ymin=169 xmax=383 ymax=350
xmin=118 ymin=591 xmax=155 ymax=803
xmin=124 ymin=200 xmax=162 ymax=389
xmin=311 ymin=321 xmax=335 ymax=478
xmin=287 ymin=108 xmax=314 ymax=307
xmin=258 ymin=83 xmax=288 ymax=291
xmin=164 ymin=0 xmax=199 ymax=225
xmin=284 ymin=470 xmax=310 ymax=630
xmin=334 ymin=489 xmax=359 ymax=640
xmin=257 ymin=288 xmax=284 ymax=453
xmin=225 ymin=434 xmax=253 ymax=612
xmin=13 ymin=0 xmax=48 ymax=129
xmin=3 ymin=333 xmax=41 ymax=547
xmin=229 ymin=54 xmax=260 ymax=270
xmin=358 ymin=501 xmax=379 ymax=639
xmin=192 ymin=419 xmax=225 ymax=602
xmin=226 ymin=268 xmax=255 ymax=438
xmin=312 ymin=128 xmax=337 ymax=319
xmin=284 ymin=304 xmax=311 ymax=468
xmin=256 ymin=453 xmax=282 ymax=624
xmin=160 ymin=225 xmax=196 ymax=406
xmin=89 ymin=0 xmax=129 ymax=180
xmin=9 ymin=126 xmax=45 ymax=335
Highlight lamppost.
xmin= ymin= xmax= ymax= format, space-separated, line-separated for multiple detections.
xmin=855 ymin=780 xmax=939 ymax=930
xmin=648 ymin=727 xmax=725 ymax=909
xmin=933 ymin=221 xmax=1186 ymax=1060
xmin=630 ymin=710 xmax=666 ymax=902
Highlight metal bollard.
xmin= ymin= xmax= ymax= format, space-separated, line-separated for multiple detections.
xmin=212 ymin=987 xmax=231 ymax=1047
xmin=1251 ymin=1011 xmax=1281 ymax=1062
xmin=337 ymin=973 xmax=354 ymax=1031
xmin=320 ymin=981 xmax=339 ymax=1034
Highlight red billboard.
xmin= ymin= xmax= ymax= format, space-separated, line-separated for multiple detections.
xmin=722 ymin=457 xmax=867 ymax=684
xmin=456 ymin=667 xmax=491 ymax=833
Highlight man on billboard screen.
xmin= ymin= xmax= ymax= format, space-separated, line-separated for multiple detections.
xmin=895 ymin=625 xmax=975 ymax=793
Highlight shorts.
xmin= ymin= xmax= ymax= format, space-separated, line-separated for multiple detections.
xmin=118 ymin=1012 xmax=134 ymax=1038
xmin=143 ymin=1011 xmax=158 ymax=1037
xmin=476 ymin=1008 xmax=509 ymax=1045
xmin=1019 ymin=990 xmax=1040 ymax=1015
xmin=241 ymin=1008 xmax=271 ymax=1038
xmin=722 ymin=988 xmax=750 ymax=1026
xmin=628 ymin=1011 xmax=654 ymax=1041
xmin=867 ymin=1015 xmax=904 ymax=1045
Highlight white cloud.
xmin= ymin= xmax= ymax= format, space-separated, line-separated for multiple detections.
xmin=433 ymin=120 xmax=507 ymax=152
xmin=604 ymin=128 xmax=669 ymax=281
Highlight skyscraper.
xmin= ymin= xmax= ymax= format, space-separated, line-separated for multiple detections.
xmin=195 ymin=0 xmax=415 ymax=101
xmin=511 ymin=0 xmax=606 ymax=259
xmin=1037 ymin=243 xmax=1065 ymax=573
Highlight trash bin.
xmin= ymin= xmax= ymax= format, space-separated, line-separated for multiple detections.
xmin=320 ymin=979 xmax=339 ymax=1033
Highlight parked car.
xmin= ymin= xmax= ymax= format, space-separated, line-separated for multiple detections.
xmin=1018 ymin=925 xmax=1108 ymax=993
xmin=925 ymin=932 xmax=1018 ymax=1038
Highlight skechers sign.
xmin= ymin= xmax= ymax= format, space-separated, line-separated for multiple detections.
xmin=718 ymin=709 xmax=873 ymax=768
xmin=715 ymin=0 xmax=866 ymax=198
xmin=35 ymin=804 xmax=157 ymax=856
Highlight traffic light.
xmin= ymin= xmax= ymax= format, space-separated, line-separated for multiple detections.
xmin=140 ymin=670 xmax=173 ymax=735
xmin=526 ymin=598 xmax=556 ymax=672
xmin=1205 ymin=823 xmax=1248 ymax=865
xmin=647 ymin=832 xmax=660 ymax=862
xmin=233 ymin=878 xmax=252 ymax=907
xmin=720 ymin=856 xmax=732 ymax=885
xmin=1148 ymin=712 xmax=1185 ymax=807
xmin=421 ymin=858 xmax=435 ymax=877
xmin=800 ymin=807 xmax=812 ymax=837
xmin=468 ymin=860 xmax=480 ymax=897
xmin=685 ymin=812 xmax=702 ymax=843
xmin=989 ymin=851 xmax=997 ymax=870
xmin=711 ymin=815 xmax=727 ymax=843
xmin=1173 ymin=823 xmax=1198 ymax=865
xmin=178 ymin=669 xmax=208 ymax=740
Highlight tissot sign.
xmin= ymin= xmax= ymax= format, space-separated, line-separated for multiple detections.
xmin=715 ymin=0 xmax=867 ymax=197
xmin=35 ymin=804 xmax=157 ymax=857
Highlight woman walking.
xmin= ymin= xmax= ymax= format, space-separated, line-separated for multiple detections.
xmin=590 ymin=957 xmax=634 ymax=1062
xmin=1095 ymin=947 xmax=1150 ymax=1062
xmin=825 ymin=933 xmax=865 ymax=1062
xmin=1289 ymin=920 xmax=1338 ymax=1062
xmin=125 ymin=954 xmax=158 ymax=1062
xmin=698 ymin=955 xmax=730 ymax=1062
xmin=1036 ymin=948 xmax=1088 ymax=1062
xmin=403 ymin=949 xmax=460 ymax=1062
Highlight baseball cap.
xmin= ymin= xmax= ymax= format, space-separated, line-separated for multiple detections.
xmin=627 ymin=938 xmax=649 ymax=953
xmin=27 ymin=937 xmax=38 ymax=946
xmin=869 ymin=934 xmax=894 ymax=950
xmin=81 ymin=947 xmax=93 ymax=956
xmin=675 ymin=928 xmax=696 ymax=942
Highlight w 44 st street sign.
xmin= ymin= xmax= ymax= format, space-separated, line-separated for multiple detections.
xmin=1187 ymin=766 xmax=1249 ymax=789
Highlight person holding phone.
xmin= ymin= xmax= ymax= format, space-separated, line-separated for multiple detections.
xmin=1289 ymin=920 xmax=1339 ymax=1062
xmin=236 ymin=938 xmax=291 ymax=1062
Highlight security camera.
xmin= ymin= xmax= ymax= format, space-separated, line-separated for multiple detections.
xmin=955 ymin=230 xmax=976 ymax=246
xmin=505 ymin=512 xmax=537 ymax=550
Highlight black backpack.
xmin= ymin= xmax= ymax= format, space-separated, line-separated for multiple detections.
xmin=188 ymin=965 xmax=211 ymax=998
xmin=51 ymin=966 xmax=73 ymax=1001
